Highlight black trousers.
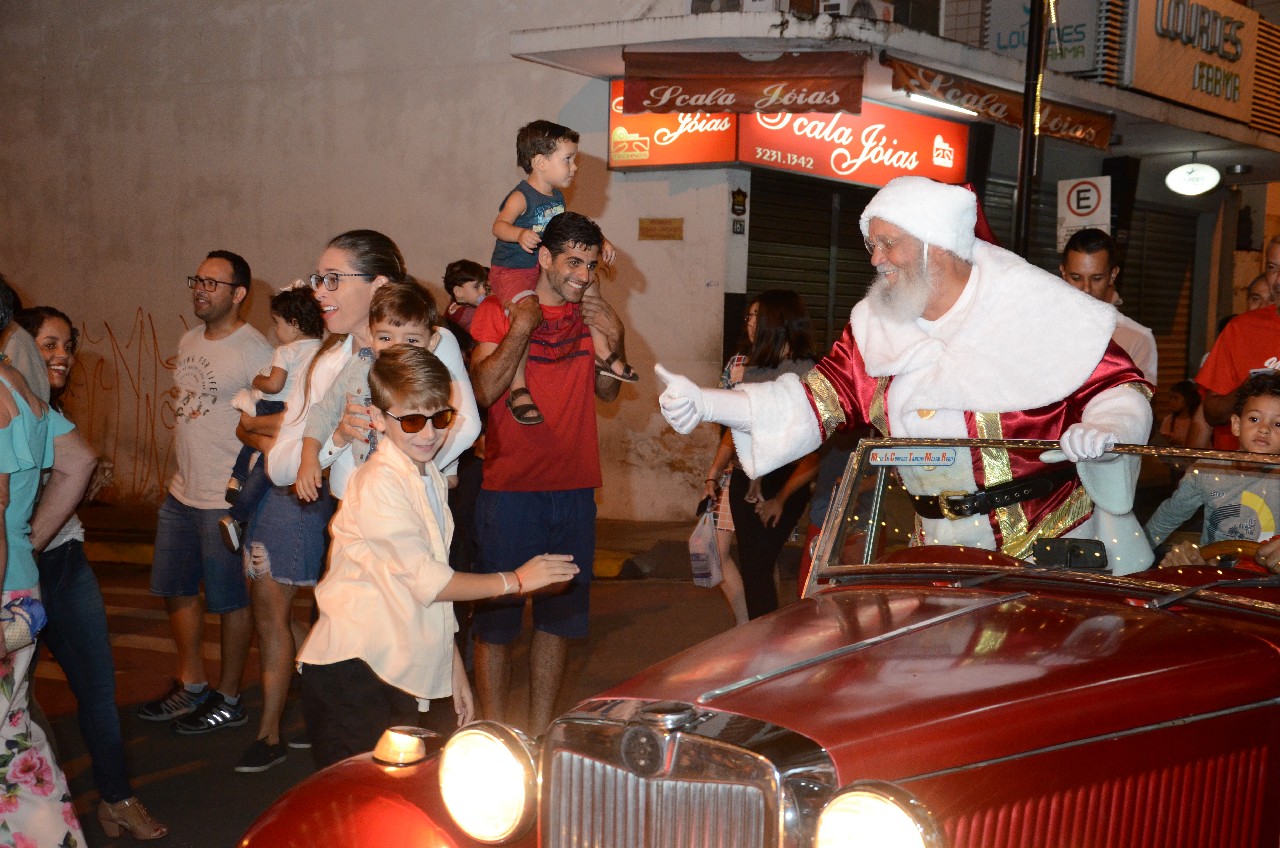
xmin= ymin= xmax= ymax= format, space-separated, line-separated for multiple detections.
xmin=300 ymin=658 xmax=422 ymax=768
xmin=728 ymin=464 xmax=812 ymax=620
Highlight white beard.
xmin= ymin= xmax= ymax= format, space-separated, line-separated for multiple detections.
xmin=868 ymin=257 xmax=934 ymax=323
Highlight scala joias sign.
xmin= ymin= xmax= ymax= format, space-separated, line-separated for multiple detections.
xmin=609 ymin=80 xmax=969 ymax=189
xmin=608 ymin=80 xmax=738 ymax=168
xmin=737 ymin=102 xmax=969 ymax=187
xmin=885 ymin=56 xmax=1113 ymax=151
xmin=623 ymin=50 xmax=867 ymax=114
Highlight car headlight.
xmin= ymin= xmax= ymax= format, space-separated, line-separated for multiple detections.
xmin=438 ymin=722 xmax=537 ymax=844
xmin=815 ymin=781 xmax=943 ymax=848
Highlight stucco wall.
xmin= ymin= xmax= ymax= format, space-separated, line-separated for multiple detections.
xmin=0 ymin=0 xmax=729 ymax=519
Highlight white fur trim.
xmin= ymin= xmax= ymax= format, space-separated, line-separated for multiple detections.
xmin=850 ymin=240 xmax=1117 ymax=412
xmin=730 ymin=373 xmax=823 ymax=478
xmin=860 ymin=177 xmax=977 ymax=261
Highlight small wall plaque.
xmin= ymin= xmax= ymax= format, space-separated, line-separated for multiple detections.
xmin=638 ymin=218 xmax=684 ymax=241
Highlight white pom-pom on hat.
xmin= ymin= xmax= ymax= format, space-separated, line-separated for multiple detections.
xmin=859 ymin=176 xmax=978 ymax=262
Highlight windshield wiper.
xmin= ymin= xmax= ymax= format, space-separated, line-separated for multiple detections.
xmin=1146 ymin=576 xmax=1280 ymax=610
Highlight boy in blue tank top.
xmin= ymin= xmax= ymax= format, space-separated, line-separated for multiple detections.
xmin=489 ymin=119 xmax=636 ymax=425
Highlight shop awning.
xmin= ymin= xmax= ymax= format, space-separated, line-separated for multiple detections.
xmin=884 ymin=55 xmax=1114 ymax=151
xmin=623 ymin=50 xmax=868 ymax=114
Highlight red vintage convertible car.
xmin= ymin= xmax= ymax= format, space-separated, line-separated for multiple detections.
xmin=241 ymin=439 xmax=1280 ymax=848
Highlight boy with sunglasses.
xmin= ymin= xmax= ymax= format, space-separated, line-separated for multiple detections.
xmin=296 ymin=345 xmax=578 ymax=766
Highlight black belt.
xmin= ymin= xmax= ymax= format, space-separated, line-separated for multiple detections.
xmin=910 ymin=464 xmax=1078 ymax=521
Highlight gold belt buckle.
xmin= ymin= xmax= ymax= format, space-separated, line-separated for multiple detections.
xmin=937 ymin=490 xmax=968 ymax=521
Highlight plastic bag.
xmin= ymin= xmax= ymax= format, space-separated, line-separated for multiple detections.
xmin=689 ymin=498 xmax=724 ymax=588
xmin=1 ymin=595 xmax=47 ymax=652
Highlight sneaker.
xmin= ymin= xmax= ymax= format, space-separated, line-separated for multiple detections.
xmin=138 ymin=682 xmax=210 ymax=721
xmin=234 ymin=738 xmax=287 ymax=773
xmin=219 ymin=516 xmax=244 ymax=553
xmin=171 ymin=692 xmax=247 ymax=735
xmin=225 ymin=477 xmax=242 ymax=504
xmin=286 ymin=737 xmax=312 ymax=750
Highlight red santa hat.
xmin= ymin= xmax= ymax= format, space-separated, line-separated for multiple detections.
xmin=859 ymin=176 xmax=978 ymax=261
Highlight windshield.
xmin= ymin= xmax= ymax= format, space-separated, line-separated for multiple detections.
xmin=805 ymin=438 xmax=1280 ymax=597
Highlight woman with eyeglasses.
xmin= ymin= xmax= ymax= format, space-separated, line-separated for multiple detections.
xmin=724 ymin=290 xmax=821 ymax=620
xmin=13 ymin=306 xmax=169 ymax=838
xmin=238 ymin=230 xmax=478 ymax=766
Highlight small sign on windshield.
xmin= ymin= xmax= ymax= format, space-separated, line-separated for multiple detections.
xmin=868 ymin=447 xmax=958 ymax=467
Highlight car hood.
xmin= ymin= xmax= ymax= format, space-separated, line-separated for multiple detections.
xmin=594 ymin=582 xmax=1280 ymax=781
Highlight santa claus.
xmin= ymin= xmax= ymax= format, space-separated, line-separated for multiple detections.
xmin=659 ymin=176 xmax=1154 ymax=574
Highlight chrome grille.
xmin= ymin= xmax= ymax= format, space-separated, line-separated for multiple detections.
xmin=546 ymin=751 xmax=767 ymax=848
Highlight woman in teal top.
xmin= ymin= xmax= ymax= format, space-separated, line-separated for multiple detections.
xmin=0 ymin=290 xmax=85 ymax=847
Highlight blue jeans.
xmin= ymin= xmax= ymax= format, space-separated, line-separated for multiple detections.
xmin=229 ymin=398 xmax=286 ymax=521
xmin=150 ymin=495 xmax=250 ymax=613
xmin=228 ymin=463 xmax=272 ymax=524
xmin=37 ymin=539 xmax=133 ymax=803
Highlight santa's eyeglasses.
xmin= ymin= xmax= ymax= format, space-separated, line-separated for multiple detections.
xmin=863 ymin=235 xmax=901 ymax=256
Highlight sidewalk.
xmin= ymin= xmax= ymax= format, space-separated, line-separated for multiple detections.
xmin=77 ymin=502 xmax=710 ymax=580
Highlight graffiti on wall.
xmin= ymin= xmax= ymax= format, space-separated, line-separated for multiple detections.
xmin=64 ymin=310 xmax=187 ymax=504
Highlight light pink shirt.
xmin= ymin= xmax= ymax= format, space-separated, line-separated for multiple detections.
xmin=296 ymin=437 xmax=457 ymax=700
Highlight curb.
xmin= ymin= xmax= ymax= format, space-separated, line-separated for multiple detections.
xmin=85 ymin=540 xmax=653 ymax=579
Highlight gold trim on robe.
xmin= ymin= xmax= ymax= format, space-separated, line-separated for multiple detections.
xmin=972 ymin=411 xmax=1094 ymax=559
xmin=868 ymin=377 xmax=891 ymax=435
xmin=804 ymin=369 xmax=847 ymax=438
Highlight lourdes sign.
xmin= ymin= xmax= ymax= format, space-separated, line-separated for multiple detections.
xmin=1125 ymin=0 xmax=1259 ymax=123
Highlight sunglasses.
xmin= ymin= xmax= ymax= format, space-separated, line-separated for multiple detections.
xmin=383 ymin=408 xmax=455 ymax=433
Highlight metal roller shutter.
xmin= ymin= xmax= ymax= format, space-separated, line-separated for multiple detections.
xmin=746 ymin=169 xmax=878 ymax=349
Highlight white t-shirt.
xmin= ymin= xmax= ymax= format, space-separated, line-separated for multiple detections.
xmin=265 ymin=337 xmax=322 ymax=404
xmin=169 ymin=323 xmax=272 ymax=508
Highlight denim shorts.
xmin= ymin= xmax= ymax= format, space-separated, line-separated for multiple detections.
xmin=243 ymin=482 xmax=334 ymax=586
xmin=471 ymin=488 xmax=595 ymax=644
xmin=150 ymin=494 xmax=249 ymax=613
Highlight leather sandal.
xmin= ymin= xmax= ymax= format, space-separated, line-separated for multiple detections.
xmin=507 ymin=386 xmax=544 ymax=425
xmin=596 ymin=352 xmax=640 ymax=383
xmin=98 ymin=797 xmax=169 ymax=840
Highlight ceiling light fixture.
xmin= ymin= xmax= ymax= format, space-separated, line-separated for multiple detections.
xmin=906 ymin=92 xmax=978 ymax=117
xmin=1165 ymin=152 xmax=1221 ymax=196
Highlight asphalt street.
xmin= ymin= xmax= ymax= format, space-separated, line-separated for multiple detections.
xmin=34 ymin=544 xmax=775 ymax=847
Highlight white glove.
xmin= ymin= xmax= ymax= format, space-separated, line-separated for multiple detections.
xmin=1057 ymin=423 xmax=1119 ymax=462
xmin=656 ymin=364 xmax=754 ymax=434
xmin=231 ymin=388 xmax=262 ymax=416
xmin=656 ymin=364 xmax=709 ymax=434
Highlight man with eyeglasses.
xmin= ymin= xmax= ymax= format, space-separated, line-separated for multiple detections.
xmin=659 ymin=176 xmax=1155 ymax=575
xmin=138 ymin=250 xmax=272 ymax=735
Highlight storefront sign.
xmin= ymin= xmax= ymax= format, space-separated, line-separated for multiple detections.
xmin=608 ymin=80 xmax=738 ymax=169
xmin=623 ymin=51 xmax=866 ymax=114
xmin=885 ymin=56 xmax=1113 ymax=150
xmin=738 ymin=101 xmax=969 ymax=186
xmin=1126 ymin=0 xmax=1258 ymax=123
xmin=986 ymin=0 xmax=1098 ymax=74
